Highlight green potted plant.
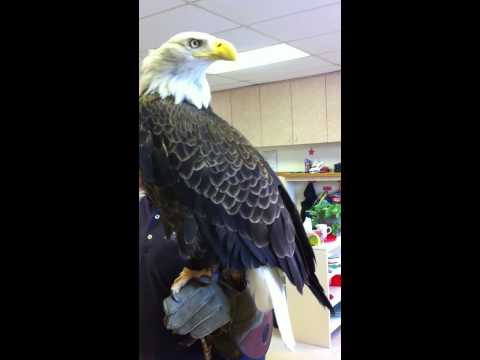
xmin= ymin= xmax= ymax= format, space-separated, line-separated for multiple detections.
xmin=308 ymin=193 xmax=341 ymax=236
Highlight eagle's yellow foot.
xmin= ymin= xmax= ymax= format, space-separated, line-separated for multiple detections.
xmin=171 ymin=267 xmax=213 ymax=294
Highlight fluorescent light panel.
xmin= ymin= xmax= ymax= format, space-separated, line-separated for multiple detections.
xmin=207 ymin=43 xmax=310 ymax=75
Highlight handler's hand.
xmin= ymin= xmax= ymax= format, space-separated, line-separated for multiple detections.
xmin=163 ymin=281 xmax=231 ymax=339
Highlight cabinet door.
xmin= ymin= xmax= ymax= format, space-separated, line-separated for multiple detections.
xmin=326 ymin=72 xmax=341 ymax=142
xmin=291 ymin=75 xmax=328 ymax=144
xmin=260 ymin=81 xmax=293 ymax=146
xmin=210 ymin=90 xmax=232 ymax=124
xmin=230 ymin=86 xmax=262 ymax=147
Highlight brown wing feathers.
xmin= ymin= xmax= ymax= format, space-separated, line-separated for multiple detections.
xmin=139 ymin=95 xmax=332 ymax=311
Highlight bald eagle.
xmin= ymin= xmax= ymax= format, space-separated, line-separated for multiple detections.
xmin=139 ymin=32 xmax=333 ymax=351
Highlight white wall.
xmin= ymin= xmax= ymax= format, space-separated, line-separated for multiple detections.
xmin=258 ymin=142 xmax=341 ymax=209
xmin=259 ymin=142 xmax=341 ymax=172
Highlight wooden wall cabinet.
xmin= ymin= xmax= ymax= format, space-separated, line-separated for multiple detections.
xmin=291 ymin=75 xmax=328 ymax=144
xmin=210 ymin=91 xmax=232 ymax=124
xmin=211 ymin=71 xmax=341 ymax=147
xmin=259 ymin=81 xmax=293 ymax=147
xmin=326 ymin=72 xmax=341 ymax=142
xmin=230 ymin=86 xmax=262 ymax=147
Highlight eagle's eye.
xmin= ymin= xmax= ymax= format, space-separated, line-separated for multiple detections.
xmin=188 ymin=39 xmax=203 ymax=49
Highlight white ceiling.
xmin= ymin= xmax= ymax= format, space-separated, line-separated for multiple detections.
xmin=139 ymin=0 xmax=341 ymax=91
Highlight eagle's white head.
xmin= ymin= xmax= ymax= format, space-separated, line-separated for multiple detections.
xmin=140 ymin=32 xmax=237 ymax=109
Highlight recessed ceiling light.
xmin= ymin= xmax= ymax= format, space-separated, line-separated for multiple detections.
xmin=207 ymin=43 xmax=310 ymax=75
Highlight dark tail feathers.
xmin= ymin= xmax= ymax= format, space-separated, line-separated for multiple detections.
xmin=307 ymin=273 xmax=335 ymax=314
xmin=276 ymin=181 xmax=335 ymax=314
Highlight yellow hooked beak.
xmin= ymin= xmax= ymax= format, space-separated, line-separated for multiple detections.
xmin=194 ymin=38 xmax=237 ymax=61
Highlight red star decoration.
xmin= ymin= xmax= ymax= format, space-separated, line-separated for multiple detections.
xmin=308 ymin=148 xmax=315 ymax=156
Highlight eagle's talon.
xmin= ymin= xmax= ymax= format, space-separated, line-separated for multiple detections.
xmin=171 ymin=267 xmax=213 ymax=294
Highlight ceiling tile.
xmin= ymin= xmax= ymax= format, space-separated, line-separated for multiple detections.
xmin=207 ymin=74 xmax=240 ymax=86
xmin=214 ymin=27 xmax=279 ymax=52
xmin=250 ymin=3 xmax=341 ymax=42
xmin=139 ymin=5 xmax=238 ymax=51
xmin=139 ymin=0 xmax=184 ymax=18
xmin=139 ymin=2 xmax=341 ymax=89
xmin=289 ymin=31 xmax=340 ymax=55
xmin=318 ymin=51 xmax=341 ymax=65
xmin=211 ymin=81 xmax=252 ymax=92
xmin=196 ymin=0 xmax=339 ymax=25
xmin=248 ymin=65 xmax=339 ymax=84
xmin=221 ymin=56 xmax=339 ymax=83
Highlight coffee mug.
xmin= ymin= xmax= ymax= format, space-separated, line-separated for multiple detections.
xmin=315 ymin=224 xmax=332 ymax=240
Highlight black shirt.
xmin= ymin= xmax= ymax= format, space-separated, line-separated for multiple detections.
xmin=139 ymin=195 xmax=206 ymax=360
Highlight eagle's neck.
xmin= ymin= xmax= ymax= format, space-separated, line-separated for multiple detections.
xmin=140 ymin=59 xmax=212 ymax=110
